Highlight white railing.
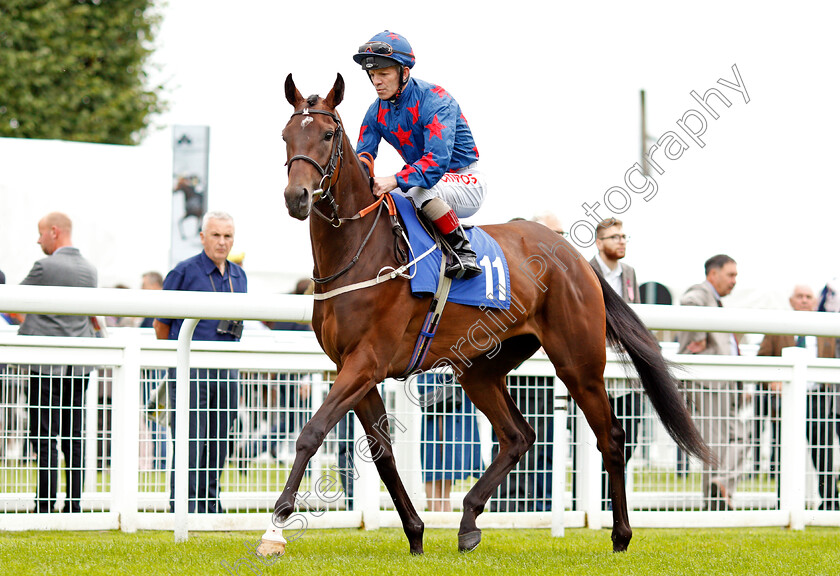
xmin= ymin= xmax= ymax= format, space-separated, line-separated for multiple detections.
xmin=1 ymin=285 xmax=840 ymax=540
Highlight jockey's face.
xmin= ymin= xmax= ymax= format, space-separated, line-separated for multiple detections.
xmin=368 ymin=66 xmax=404 ymax=100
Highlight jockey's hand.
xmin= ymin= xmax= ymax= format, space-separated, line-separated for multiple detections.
xmin=372 ymin=175 xmax=398 ymax=197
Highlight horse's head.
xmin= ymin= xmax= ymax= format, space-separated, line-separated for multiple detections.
xmin=283 ymin=73 xmax=345 ymax=220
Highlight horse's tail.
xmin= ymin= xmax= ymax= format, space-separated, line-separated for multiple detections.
xmin=595 ymin=269 xmax=713 ymax=464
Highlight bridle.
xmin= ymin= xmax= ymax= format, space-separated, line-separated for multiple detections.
xmin=285 ymin=106 xmax=409 ymax=286
xmin=285 ymin=108 xmax=344 ymax=227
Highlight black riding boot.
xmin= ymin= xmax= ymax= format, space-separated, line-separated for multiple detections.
xmin=443 ymin=226 xmax=482 ymax=279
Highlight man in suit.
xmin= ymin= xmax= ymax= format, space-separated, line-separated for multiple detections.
xmin=757 ymin=284 xmax=839 ymax=509
xmin=590 ymin=218 xmax=643 ymax=503
xmin=677 ymin=254 xmax=742 ymax=510
xmin=19 ymin=212 xmax=98 ymax=513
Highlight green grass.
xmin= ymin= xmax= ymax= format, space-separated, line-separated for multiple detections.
xmin=0 ymin=527 xmax=838 ymax=575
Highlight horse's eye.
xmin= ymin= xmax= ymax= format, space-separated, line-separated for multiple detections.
xmin=325 ymin=131 xmax=334 ymax=141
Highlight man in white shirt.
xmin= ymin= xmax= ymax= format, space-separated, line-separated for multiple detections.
xmin=589 ymin=218 xmax=642 ymax=503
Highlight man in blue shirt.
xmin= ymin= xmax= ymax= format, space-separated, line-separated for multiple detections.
xmin=354 ymin=30 xmax=485 ymax=279
xmin=154 ymin=211 xmax=246 ymax=513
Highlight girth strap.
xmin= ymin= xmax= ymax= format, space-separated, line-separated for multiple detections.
xmin=397 ymin=244 xmax=453 ymax=380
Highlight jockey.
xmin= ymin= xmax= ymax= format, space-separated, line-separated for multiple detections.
xmin=353 ymin=30 xmax=485 ymax=279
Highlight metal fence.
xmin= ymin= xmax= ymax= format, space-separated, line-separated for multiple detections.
xmin=1 ymin=327 xmax=839 ymax=535
xmin=2 ymin=285 xmax=840 ymax=539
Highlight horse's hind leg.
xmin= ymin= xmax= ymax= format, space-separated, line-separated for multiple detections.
xmin=353 ymin=386 xmax=425 ymax=554
xmin=550 ymin=354 xmax=632 ymax=551
xmin=456 ymin=371 xmax=535 ymax=552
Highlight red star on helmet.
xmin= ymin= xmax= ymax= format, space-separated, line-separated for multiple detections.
xmin=392 ymin=125 xmax=413 ymax=148
xmin=377 ymin=106 xmax=389 ymax=126
xmin=397 ymin=165 xmax=416 ymax=183
xmin=417 ymin=153 xmax=439 ymax=173
xmin=407 ymin=101 xmax=420 ymax=124
xmin=387 ymin=32 xmax=400 ymax=40
xmin=425 ymin=115 xmax=445 ymax=140
xmin=431 ymin=85 xmax=450 ymax=99
xmin=358 ymin=125 xmax=368 ymax=144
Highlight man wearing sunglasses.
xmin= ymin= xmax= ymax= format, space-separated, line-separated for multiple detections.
xmin=353 ymin=30 xmax=485 ymax=279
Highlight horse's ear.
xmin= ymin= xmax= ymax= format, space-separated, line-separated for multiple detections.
xmin=325 ymin=73 xmax=344 ymax=108
xmin=285 ymin=74 xmax=304 ymax=106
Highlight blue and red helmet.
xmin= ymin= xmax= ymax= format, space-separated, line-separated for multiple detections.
xmin=353 ymin=30 xmax=416 ymax=71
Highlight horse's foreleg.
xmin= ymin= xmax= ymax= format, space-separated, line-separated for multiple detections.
xmin=263 ymin=360 xmax=378 ymax=551
xmin=354 ymin=387 xmax=424 ymax=554
xmin=456 ymin=376 xmax=535 ymax=552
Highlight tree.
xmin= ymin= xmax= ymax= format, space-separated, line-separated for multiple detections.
xmin=0 ymin=0 xmax=166 ymax=145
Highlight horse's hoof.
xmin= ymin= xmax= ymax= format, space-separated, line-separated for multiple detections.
xmin=410 ymin=545 xmax=424 ymax=555
xmin=458 ymin=530 xmax=482 ymax=553
xmin=256 ymin=539 xmax=286 ymax=557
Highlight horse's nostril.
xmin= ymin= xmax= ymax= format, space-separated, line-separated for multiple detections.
xmin=301 ymin=189 xmax=309 ymax=202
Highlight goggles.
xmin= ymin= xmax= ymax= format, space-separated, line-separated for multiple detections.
xmin=358 ymin=41 xmax=413 ymax=59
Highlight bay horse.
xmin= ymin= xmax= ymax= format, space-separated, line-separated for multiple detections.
xmin=263 ymin=73 xmax=711 ymax=556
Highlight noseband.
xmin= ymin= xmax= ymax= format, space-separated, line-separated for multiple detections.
xmin=286 ymin=108 xmax=344 ymax=226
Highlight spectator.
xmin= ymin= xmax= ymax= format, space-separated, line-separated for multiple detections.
xmin=0 ymin=269 xmax=8 ymax=325
xmin=534 ymin=211 xmax=564 ymax=235
xmin=105 ymin=283 xmax=138 ymax=328
xmin=418 ymin=373 xmax=483 ymax=511
xmin=19 ymin=212 xmax=97 ymax=513
xmin=677 ymin=254 xmax=744 ymax=511
xmin=138 ymin=270 xmax=168 ymax=471
xmin=154 ymin=211 xmax=246 ymax=513
xmin=139 ymin=271 xmax=164 ymax=329
xmin=817 ymin=279 xmax=840 ymax=475
xmin=589 ymin=218 xmax=643 ymax=502
xmin=757 ymin=284 xmax=839 ymax=510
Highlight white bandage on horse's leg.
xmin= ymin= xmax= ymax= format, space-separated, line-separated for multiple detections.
xmin=261 ymin=522 xmax=286 ymax=543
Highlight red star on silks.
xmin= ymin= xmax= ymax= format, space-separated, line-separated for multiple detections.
xmin=407 ymin=101 xmax=420 ymax=124
xmin=473 ymin=146 xmax=480 ymax=159
xmin=397 ymin=165 xmax=417 ymax=183
xmin=392 ymin=124 xmax=413 ymax=148
xmin=417 ymin=153 xmax=439 ymax=173
xmin=460 ymin=113 xmax=469 ymax=125
xmin=425 ymin=115 xmax=445 ymax=140
xmin=431 ymin=85 xmax=450 ymax=99
xmin=358 ymin=125 xmax=368 ymax=144
xmin=377 ymin=106 xmax=389 ymax=125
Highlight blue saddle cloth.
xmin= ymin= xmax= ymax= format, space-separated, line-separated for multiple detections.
xmin=390 ymin=193 xmax=510 ymax=310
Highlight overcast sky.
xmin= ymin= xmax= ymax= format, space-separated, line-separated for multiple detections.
xmin=143 ymin=0 xmax=840 ymax=308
